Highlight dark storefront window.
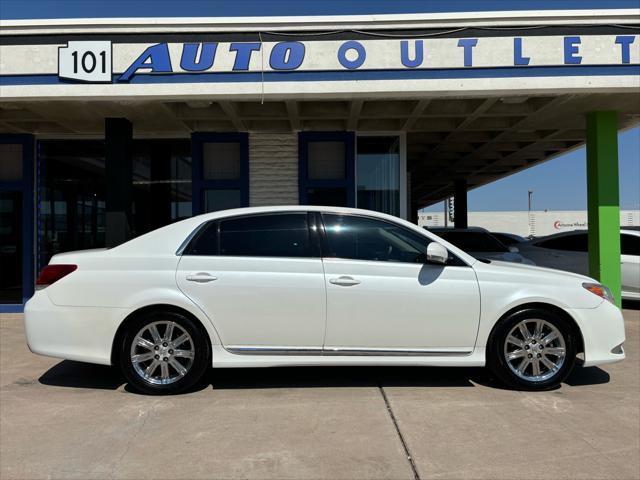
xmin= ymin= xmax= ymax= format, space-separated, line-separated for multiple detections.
xmin=1 ymin=143 xmax=25 ymax=304
xmin=191 ymin=133 xmax=248 ymax=214
xmin=38 ymin=141 xmax=106 ymax=268
xmin=1 ymin=136 xmax=34 ymax=307
xmin=0 ymin=191 xmax=22 ymax=303
xmin=131 ymin=140 xmax=192 ymax=235
xmin=299 ymin=132 xmax=355 ymax=207
xmin=38 ymin=139 xmax=192 ymax=267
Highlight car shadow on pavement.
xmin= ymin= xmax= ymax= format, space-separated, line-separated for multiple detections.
xmin=564 ymin=366 xmax=611 ymax=386
xmin=37 ymin=361 xmax=611 ymax=394
xmin=39 ymin=360 xmax=125 ymax=390
xmin=208 ymin=366 xmax=482 ymax=390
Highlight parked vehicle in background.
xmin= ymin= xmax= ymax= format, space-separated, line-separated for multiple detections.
xmin=517 ymin=229 xmax=640 ymax=300
xmin=491 ymin=232 xmax=528 ymax=247
xmin=427 ymin=227 xmax=535 ymax=265
xmin=25 ymin=206 xmax=624 ymax=394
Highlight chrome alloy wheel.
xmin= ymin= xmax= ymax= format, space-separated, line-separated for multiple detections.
xmin=130 ymin=321 xmax=195 ymax=385
xmin=503 ymin=319 xmax=566 ymax=383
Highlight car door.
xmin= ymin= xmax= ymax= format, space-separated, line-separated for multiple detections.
xmin=621 ymin=232 xmax=640 ymax=298
xmin=320 ymin=213 xmax=480 ymax=353
xmin=176 ymin=212 xmax=326 ymax=352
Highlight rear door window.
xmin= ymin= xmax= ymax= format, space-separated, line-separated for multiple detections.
xmin=185 ymin=213 xmax=312 ymax=257
xmin=219 ymin=213 xmax=311 ymax=257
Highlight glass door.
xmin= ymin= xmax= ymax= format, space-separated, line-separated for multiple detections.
xmin=356 ymin=134 xmax=407 ymax=219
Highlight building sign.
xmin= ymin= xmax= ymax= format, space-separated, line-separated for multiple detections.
xmin=553 ymin=220 xmax=588 ymax=230
xmin=58 ymin=41 xmax=112 ymax=82
xmin=50 ymin=35 xmax=640 ymax=83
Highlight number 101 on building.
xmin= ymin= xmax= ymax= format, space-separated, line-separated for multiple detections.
xmin=59 ymin=41 xmax=112 ymax=82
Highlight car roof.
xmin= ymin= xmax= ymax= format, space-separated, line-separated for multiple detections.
xmin=191 ymin=205 xmax=410 ymax=224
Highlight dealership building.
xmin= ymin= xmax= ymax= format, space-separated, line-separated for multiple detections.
xmin=1 ymin=1 xmax=639 ymax=310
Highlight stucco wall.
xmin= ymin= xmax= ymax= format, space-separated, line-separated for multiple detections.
xmin=249 ymin=132 xmax=299 ymax=206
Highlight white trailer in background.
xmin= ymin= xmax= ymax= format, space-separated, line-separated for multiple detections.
xmin=418 ymin=210 xmax=640 ymax=237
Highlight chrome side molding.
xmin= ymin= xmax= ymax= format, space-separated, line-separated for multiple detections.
xmin=225 ymin=346 xmax=471 ymax=357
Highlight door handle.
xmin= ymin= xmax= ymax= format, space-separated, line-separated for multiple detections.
xmin=329 ymin=276 xmax=361 ymax=287
xmin=186 ymin=273 xmax=217 ymax=283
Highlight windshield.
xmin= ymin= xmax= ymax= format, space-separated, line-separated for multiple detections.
xmin=436 ymin=231 xmax=509 ymax=253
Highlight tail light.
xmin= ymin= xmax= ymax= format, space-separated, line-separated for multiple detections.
xmin=36 ymin=264 xmax=77 ymax=289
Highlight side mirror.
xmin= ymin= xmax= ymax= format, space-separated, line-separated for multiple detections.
xmin=508 ymin=245 xmax=519 ymax=253
xmin=426 ymin=242 xmax=448 ymax=265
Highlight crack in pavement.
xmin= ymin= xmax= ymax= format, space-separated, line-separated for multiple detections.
xmin=379 ymin=384 xmax=421 ymax=480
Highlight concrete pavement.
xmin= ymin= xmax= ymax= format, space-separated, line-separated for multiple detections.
xmin=1 ymin=309 xmax=639 ymax=480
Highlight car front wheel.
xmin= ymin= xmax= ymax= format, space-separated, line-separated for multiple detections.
xmin=488 ymin=308 xmax=577 ymax=390
xmin=119 ymin=311 xmax=210 ymax=395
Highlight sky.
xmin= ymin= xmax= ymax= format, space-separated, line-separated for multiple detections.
xmin=423 ymin=126 xmax=640 ymax=213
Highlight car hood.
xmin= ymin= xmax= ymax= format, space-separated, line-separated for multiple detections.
xmin=481 ymin=258 xmax=597 ymax=283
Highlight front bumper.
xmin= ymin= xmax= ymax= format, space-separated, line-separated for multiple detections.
xmin=24 ymin=290 xmax=128 ymax=365
xmin=568 ymin=300 xmax=626 ymax=367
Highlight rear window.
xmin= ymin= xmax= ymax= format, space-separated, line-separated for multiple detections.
xmin=436 ymin=231 xmax=508 ymax=252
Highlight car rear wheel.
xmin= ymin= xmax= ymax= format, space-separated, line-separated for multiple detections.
xmin=119 ymin=311 xmax=210 ymax=395
xmin=488 ymin=308 xmax=577 ymax=390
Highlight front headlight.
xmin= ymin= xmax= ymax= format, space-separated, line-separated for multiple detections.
xmin=582 ymin=282 xmax=615 ymax=304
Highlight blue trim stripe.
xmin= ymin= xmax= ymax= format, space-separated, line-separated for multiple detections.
xmin=1 ymin=66 xmax=639 ymax=86
xmin=0 ymin=304 xmax=24 ymax=313
xmin=2 ymin=0 xmax=639 ymax=20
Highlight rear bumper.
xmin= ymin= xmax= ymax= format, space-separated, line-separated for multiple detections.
xmin=24 ymin=291 xmax=127 ymax=365
xmin=568 ymin=300 xmax=626 ymax=367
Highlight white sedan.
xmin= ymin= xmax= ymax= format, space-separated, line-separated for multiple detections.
xmin=25 ymin=206 xmax=625 ymax=394
xmin=517 ymin=229 xmax=640 ymax=300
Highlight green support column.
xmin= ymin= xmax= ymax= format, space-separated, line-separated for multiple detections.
xmin=586 ymin=111 xmax=621 ymax=306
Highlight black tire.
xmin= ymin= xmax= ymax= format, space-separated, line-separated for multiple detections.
xmin=487 ymin=308 xmax=577 ymax=391
xmin=118 ymin=311 xmax=210 ymax=395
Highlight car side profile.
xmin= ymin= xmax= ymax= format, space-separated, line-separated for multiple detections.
xmin=517 ymin=229 xmax=640 ymax=300
xmin=25 ymin=206 xmax=625 ymax=394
